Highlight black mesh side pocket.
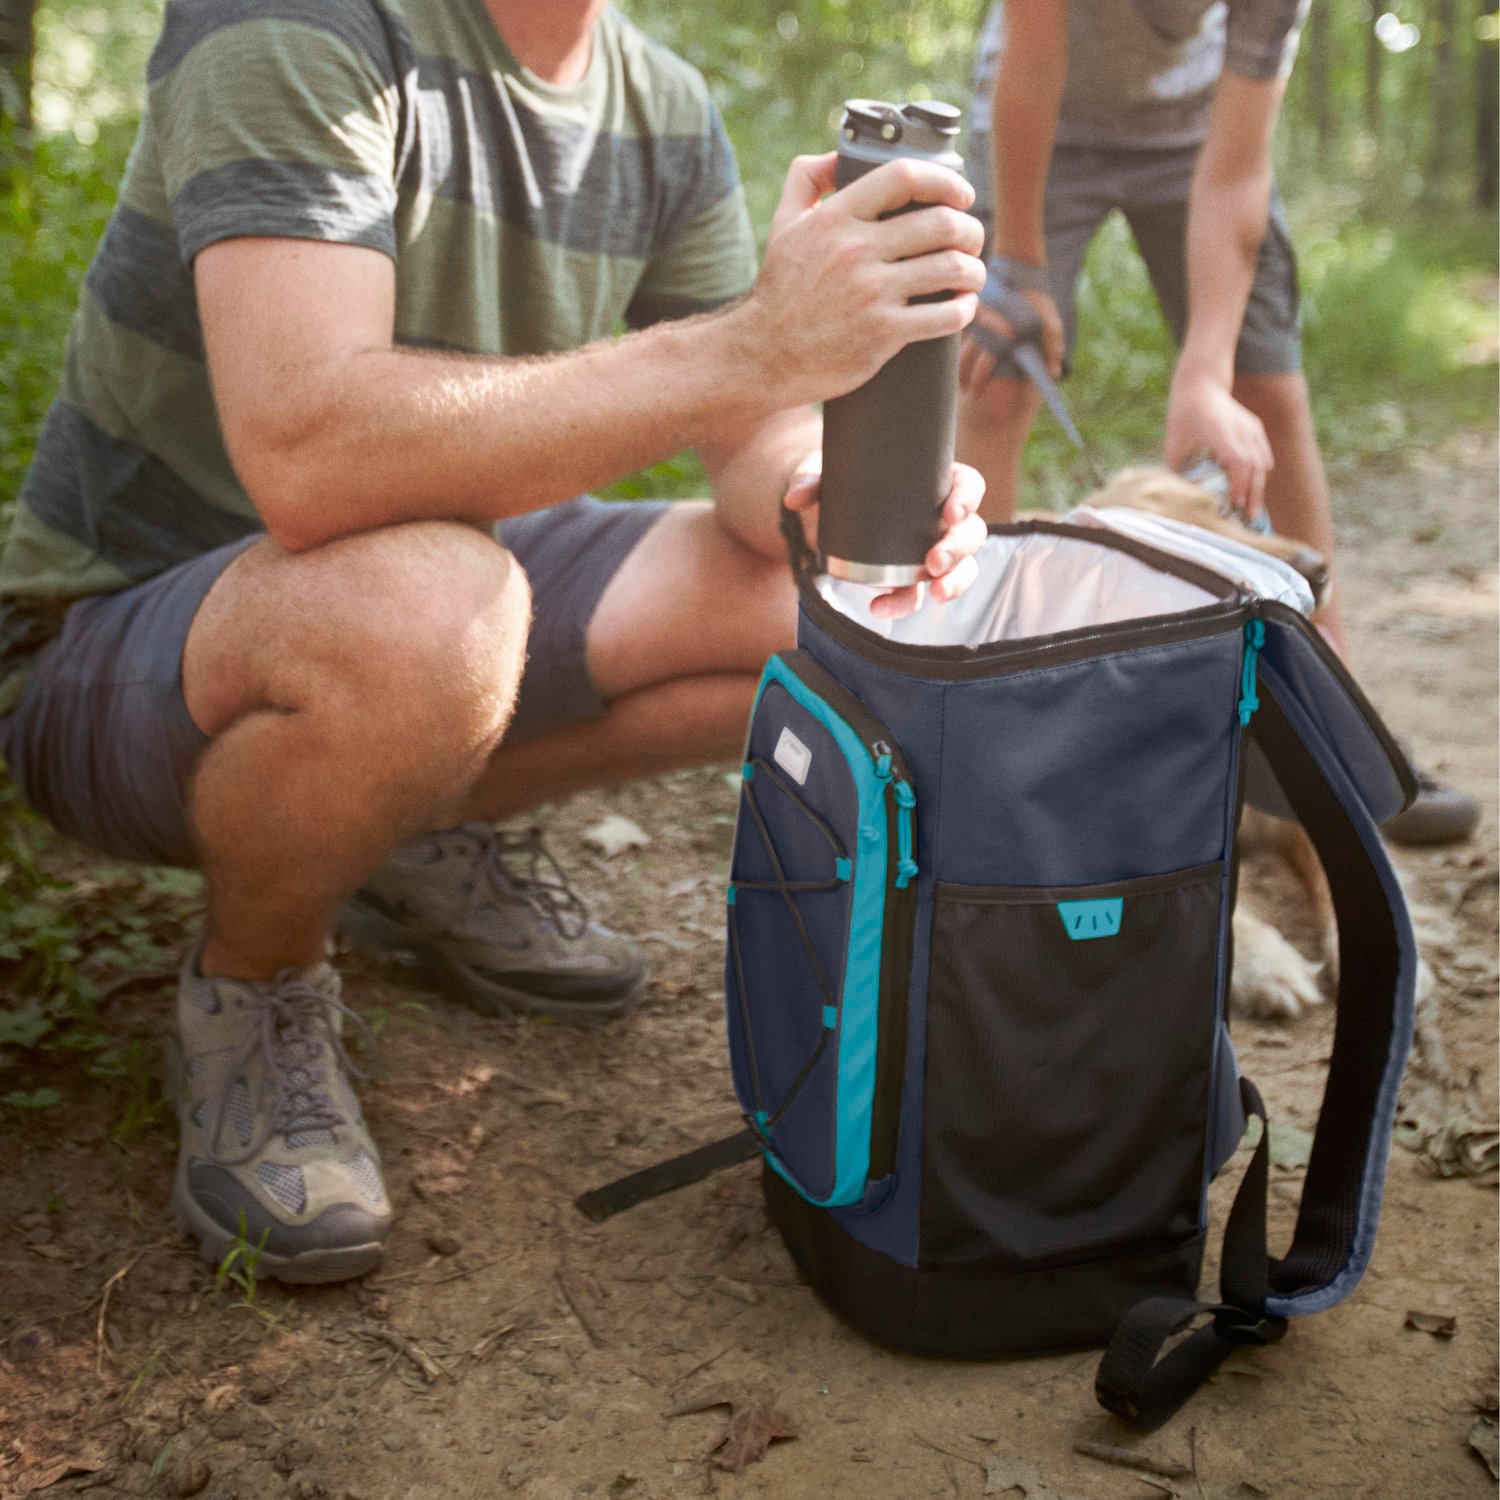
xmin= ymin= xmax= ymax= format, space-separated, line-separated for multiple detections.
xmin=919 ymin=862 xmax=1225 ymax=1268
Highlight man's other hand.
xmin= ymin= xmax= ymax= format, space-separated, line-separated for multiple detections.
xmin=1163 ymin=369 xmax=1274 ymax=518
xmin=783 ymin=455 xmax=987 ymax=619
xmin=958 ymin=287 xmax=1065 ymax=392
xmin=736 ymin=153 xmax=985 ymax=408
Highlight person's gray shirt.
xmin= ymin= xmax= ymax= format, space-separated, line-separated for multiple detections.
xmin=970 ymin=0 xmax=1308 ymax=152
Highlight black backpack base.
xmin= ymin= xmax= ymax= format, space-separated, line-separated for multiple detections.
xmin=765 ymin=1165 xmax=1205 ymax=1359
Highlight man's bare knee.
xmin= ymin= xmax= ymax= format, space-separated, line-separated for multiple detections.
xmin=186 ymin=521 xmax=530 ymax=742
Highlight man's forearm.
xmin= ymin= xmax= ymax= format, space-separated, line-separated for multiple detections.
xmin=989 ymin=2 xmax=1067 ymax=263
xmin=251 ymin=309 xmax=776 ymax=552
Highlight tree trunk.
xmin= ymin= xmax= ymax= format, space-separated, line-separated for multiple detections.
xmin=1428 ymin=0 xmax=1458 ymax=183
xmin=1305 ymin=0 xmax=1336 ymax=168
xmin=1478 ymin=0 xmax=1498 ymax=206
xmin=0 ymin=0 xmax=34 ymax=131
xmin=1363 ymin=1 xmax=1383 ymax=141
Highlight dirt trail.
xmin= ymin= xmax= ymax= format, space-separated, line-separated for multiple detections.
xmin=1 ymin=442 xmax=1496 ymax=1500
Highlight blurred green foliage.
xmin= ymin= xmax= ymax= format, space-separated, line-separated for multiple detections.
xmin=0 ymin=0 xmax=1495 ymax=1100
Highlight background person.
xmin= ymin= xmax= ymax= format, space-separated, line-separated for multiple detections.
xmin=956 ymin=0 xmax=1479 ymax=847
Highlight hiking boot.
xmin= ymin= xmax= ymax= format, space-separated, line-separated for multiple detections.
xmin=337 ymin=823 xmax=645 ymax=1022
xmin=166 ymin=941 xmax=391 ymax=1284
xmin=1383 ymin=765 xmax=1482 ymax=847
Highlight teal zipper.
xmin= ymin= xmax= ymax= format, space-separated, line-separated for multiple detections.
xmin=894 ymin=780 xmax=917 ymax=889
xmin=872 ymin=747 xmax=918 ymax=888
xmin=1238 ymin=618 xmax=1266 ymax=726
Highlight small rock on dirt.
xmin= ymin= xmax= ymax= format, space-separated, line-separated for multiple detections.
xmin=247 ymin=1375 xmax=277 ymax=1404
xmin=1470 ymin=1415 xmax=1499 ymax=1478
xmin=1405 ymin=1309 xmax=1458 ymax=1337
xmin=425 ymin=1231 xmax=463 ymax=1256
xmin=582 ymin=814 xmax=650 ymax=858
xmin=379 ymin=1431 xmax=406 ymax=1453
xmin=166 ymin=1457 xmax=213 ymax=1497
xmin=274 ymin=1440 xmax=315 ymax=1475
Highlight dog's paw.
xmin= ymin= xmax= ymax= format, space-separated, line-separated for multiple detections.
xmin=1232 ymin=908 xmax=1325 ymax=1020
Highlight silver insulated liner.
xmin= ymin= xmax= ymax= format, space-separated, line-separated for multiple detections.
xmin=815 ymin=513 xmax=1314 ymax=648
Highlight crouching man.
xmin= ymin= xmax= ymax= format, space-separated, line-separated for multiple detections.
xmin=0 ymin=0 xmax=988 ymax=1281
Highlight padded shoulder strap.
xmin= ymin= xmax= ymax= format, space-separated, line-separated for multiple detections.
xmin=1097 ymin=665 xmax=1418 ymax=1427
xmin=1250 ymin=677 xmax=1418 ymax=1313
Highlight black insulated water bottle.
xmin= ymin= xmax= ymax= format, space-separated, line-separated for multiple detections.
xmin=818 ymin=99 xmax=965 ymax=586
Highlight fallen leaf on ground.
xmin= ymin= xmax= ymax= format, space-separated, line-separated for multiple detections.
xmin=1216 ymin=1348 xmax=1269 ymax=1378
xmin=1267 ymin=1121 xmax=1314 ymax=1172
xmin=1395 ymin=1110 xmax=1499 ymax=1181
xmin=1470 ymin=1415 xmax=1498 ymax=1479
xmin=200 ymin=1384 xmax=238 ymax=1415
xmin=1405 ymin=1309 xmax=1458 ymax=1337
xmin=710 ymin=1400 xmax=797 ymax=1474
xmin=982 ymin=1454 xmax=1089 ymax=1500
xmin=22 ymin=1454 xmax=107 ymax=1493
xmin=582 ymin=814 xmax=650 ymax=859
xmin=667 ymin=1387 xmax=798 ymax=1474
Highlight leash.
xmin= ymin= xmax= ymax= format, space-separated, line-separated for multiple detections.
xmin=970 ymin=271 xmax=1106 ymax=486
xmin=969 ymin=273 xmax=1273 ymax=535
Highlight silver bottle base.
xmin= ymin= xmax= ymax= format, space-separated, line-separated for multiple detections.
xmin=821 ymin=555 xmax=925 ymax=586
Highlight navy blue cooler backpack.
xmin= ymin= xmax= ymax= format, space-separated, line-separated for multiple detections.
xmin=581 ymin=507 xmax=1420 ymax=1429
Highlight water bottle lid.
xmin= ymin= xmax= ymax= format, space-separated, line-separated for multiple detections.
xmin=903 ymin=100 xmax=961 ymax=135
xmin=842 ymin=99 xmax=904 ymax=143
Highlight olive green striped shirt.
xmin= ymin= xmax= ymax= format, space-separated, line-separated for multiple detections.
xmin=0 ymin=0 xmax=756 ymax=619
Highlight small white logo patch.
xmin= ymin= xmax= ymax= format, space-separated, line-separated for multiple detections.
xmin=773 ymin=726 xmax=812 ymax=785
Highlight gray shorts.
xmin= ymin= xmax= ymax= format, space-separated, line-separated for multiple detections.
xmin=967 ymin=136 xmax=1303 ymax=379
xmin=0 ymin=496 xmax=669 ymax=869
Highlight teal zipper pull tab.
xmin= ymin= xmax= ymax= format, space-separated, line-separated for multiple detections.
xmin=893 ymin=778 xmax=917 ymax=888
xmin=1239 ymin=618 xmax=1266 ymax=726
xmin=874 ymin=750 xmax=893 ymax=781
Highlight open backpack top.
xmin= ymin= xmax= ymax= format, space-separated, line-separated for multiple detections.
xmin=581 ymin=505 xmax=1419 ymax=1430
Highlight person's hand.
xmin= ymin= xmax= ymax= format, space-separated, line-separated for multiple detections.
xmin=734 ymin=153 xmax=986 ymax=408
xmin=783 ymin=453 xmax=987 ymax=619
xmin=958 ymin=287 xmax=1065 ymax=393
xmin=1163 ymin=369 xmax=1273 ymax=517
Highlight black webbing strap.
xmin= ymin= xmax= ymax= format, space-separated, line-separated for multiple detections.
xmin=779 ymin=501 xmax=820 ymax=581
xmin=1099 ymin=667 xmax=1412 ymax=1428
xmin=574 ymin=1129 xmax=761 ymax=1223
xmin=1096 ymin=1077 xmax=1286 ymax=1429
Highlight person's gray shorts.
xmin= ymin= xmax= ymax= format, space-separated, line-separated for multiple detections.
xmin=0 ymin=496 xmax=669 ymax=869
xmin=967 ymin=136 xmax=1303 ymax=380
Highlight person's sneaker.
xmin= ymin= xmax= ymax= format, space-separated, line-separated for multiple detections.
xmin=1383 ymin=765 xmax=1482 ymax=847
xmin=165 ymin=941 xmax=391 ymax=1284
xmin=336 ymin=823 xmax=645 ymax=1022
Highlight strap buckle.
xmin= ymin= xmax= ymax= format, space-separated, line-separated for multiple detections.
xmin=1211 ymin=1304 xmax=1288 ymax=1347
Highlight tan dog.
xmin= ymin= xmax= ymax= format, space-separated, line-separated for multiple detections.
xmin=1038 ymin=466 xmax=1339 ymax=1021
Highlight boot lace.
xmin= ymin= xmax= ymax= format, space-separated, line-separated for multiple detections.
xmin=458 ymin=823 xmax=590 ymax=941
xmin=205 ymin=973 xmax=375 ymax=1167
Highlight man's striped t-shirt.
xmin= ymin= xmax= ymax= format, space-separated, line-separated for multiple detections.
xmin=0 ymin=0 xmax=757 ymax=617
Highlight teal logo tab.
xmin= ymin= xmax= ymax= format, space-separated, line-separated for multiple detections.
xmin=1058 ymin=897 xmax=1123 ymax=940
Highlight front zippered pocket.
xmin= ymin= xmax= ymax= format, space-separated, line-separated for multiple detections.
xmin=724 ymin=650 xmax=918 ymax=1206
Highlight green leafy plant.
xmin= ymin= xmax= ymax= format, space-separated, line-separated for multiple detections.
xmin=214 ymin=1211 xmax=286 ymax=1327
